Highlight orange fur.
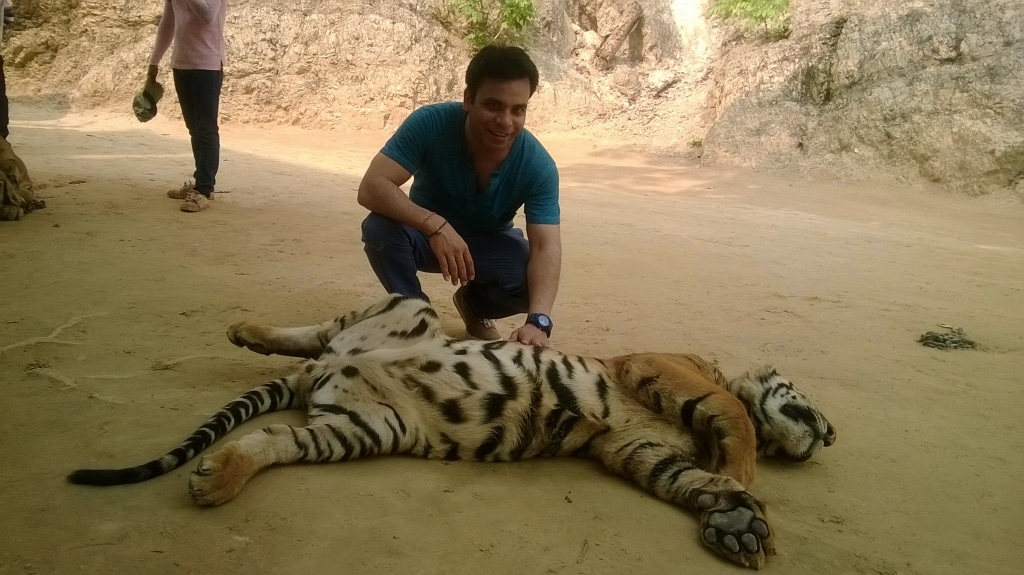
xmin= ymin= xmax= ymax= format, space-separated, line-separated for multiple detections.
xmin=606 ymin=353 xmax=758 ymax=485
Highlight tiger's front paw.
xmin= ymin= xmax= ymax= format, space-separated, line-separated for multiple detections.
xmin=227 ymin=322 xmax=273 ymax=355
xmin=0 ymin=204 xmax=25 ymax=221
xmin=189 ymin=445 xmax=256 ymax=506
xmin=696 ymin=490 xmax=775 ymax=570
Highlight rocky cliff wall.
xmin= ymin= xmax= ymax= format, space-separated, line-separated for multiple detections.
xmin=702 ymin=0 xmax=1023 ymax=196
xmin=4 ymin=0 xmax=1021 ymax=197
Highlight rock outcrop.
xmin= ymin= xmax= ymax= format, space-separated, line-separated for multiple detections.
xmin=703 ymin=0 xmax=1023 ymax=196
xmin=4 ymin=0 xmax=1021 ymax=197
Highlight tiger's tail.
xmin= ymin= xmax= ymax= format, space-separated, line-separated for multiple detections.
xmin=67 ymin=375 xmax=302 ymax=486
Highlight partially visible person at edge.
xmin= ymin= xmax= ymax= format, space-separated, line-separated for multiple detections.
xmin=358 ymin=45 xmax=561 ymax=348
xmin=0 ymin=0 xmax=14 ymax=141
xmin=148 ymin=0 xmax=227 ymax=213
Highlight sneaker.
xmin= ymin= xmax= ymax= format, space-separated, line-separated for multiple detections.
xmin=167 ymin=181 xmax=195 ymax=199
xmin=180 ymin=190 xmax=211 ymax=212
xmin=453 ymin=286 xmax=500 ymax=340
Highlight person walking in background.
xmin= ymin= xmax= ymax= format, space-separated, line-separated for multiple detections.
xmin=148 ymin=0 xmax=227 ymax=213
xmin=357 ymin=45 xmax=562 ymax=348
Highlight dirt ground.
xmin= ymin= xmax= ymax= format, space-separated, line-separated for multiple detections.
xmin=1 ymin=101 xmax=1021 ymax=575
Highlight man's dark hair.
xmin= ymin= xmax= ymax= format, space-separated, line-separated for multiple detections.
xmin=465 ymin=45 xmax=540 ymax=101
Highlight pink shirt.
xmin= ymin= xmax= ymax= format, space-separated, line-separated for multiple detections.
xmin=149 ymin=0 xmax=227 ymax=71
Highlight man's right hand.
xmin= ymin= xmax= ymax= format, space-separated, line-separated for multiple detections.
xmin=147 ymin=65 xmax=159 ymax=82
xmin=428 ymin=222 xmax=475 ymax=286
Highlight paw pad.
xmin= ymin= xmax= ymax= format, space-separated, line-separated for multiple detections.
xmin=698 ymin=491 xmax=775 ymax=569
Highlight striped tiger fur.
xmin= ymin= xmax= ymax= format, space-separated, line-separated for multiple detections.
xmin=68 ymin=294 xmax=835 ymax=569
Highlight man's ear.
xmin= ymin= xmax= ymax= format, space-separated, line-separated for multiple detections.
xmin=462 ymin=87 xmax=472 ymax=111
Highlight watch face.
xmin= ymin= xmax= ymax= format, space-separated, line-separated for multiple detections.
xmin=528 ymin=313 xmax=552 ymax=334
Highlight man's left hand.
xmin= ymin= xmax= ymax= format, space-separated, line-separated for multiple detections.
xmin=509 ymin=323 xmax=550 ymax=348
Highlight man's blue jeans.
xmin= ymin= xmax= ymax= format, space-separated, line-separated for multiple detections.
xmin=361 ymin=212 xmax=530 ymax=319
xmin=173 ymin=69 xmax=222 ymax=196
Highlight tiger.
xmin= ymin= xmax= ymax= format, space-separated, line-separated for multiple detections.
xmin=68 ymin=294 xmax=836 ymax=570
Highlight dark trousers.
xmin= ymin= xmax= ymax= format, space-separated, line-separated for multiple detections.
xmin=361 ymin=212 xmax=531 ymax=319
xmin=173 ymin=68 xmax=222 ymax=196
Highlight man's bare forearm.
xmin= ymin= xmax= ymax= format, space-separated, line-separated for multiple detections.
xmin=358 ymin=177 xmax=442 ymax=234
xmin=357 ymin=153 xmax=442 ymax=234
xmin=526 ymin=242 xmax=561 ymax=315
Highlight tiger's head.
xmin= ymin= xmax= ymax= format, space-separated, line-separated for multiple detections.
xmin=733 ymin=366 xmax=836 ymax=462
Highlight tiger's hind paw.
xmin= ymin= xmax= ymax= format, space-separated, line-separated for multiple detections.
xmin=227 ymin=322 xmax=273 ymax=355
xmin=697 ymin=490 xmax=775 ymax=569
xmin=188 ymin=445 xmax=255 ymax=506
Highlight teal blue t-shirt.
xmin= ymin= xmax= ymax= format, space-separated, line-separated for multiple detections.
xmin=381 ymin=102 xmax=559 ymax=237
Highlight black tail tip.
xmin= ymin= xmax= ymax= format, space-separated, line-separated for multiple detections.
xmin=67 ymin=468 xmax=148 ymax=486
xmin=68 ymin=469 xmax=112 ymax=485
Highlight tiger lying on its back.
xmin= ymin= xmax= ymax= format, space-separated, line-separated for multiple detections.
xmin=68 ymin=295 xmax=835 ymax=570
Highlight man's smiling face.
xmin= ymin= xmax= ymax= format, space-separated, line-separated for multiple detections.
xmin=463 ymin=77 xmax=532 ymax=158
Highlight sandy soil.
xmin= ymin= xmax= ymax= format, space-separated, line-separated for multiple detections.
xmin=1 ymin=101 xmax=1021 ymax=575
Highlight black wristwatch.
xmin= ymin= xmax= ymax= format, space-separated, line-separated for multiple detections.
xmin=526 ymin=313 xmax=553 ymax=336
